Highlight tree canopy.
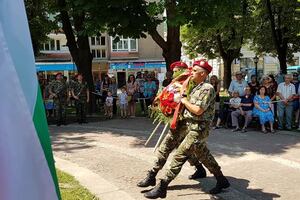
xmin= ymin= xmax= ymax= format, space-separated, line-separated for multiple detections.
xmin=251 ymin=0 xmax=300 ymax=73
xmin=25 ymin=0 xmax=57 ymax=55
xmin=181 ymin=0 xmax=252 ymax=88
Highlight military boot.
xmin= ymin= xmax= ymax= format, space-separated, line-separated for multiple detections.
xmin=209 ymin=175 xmax=230 ymax=194
xmin=137 ymin=171 xmax=157 ymax=187
xmin=188 ymin=164 xmax=207 ymax=179
xmin=144 ymin=179 xmax=169 ymax=199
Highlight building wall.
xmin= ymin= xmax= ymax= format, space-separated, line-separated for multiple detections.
xmin=40 ymin=33 xmax=68 ymax=53
xmin=138 ymin=24 xmax=164 ymax=60
xmin=38 ymin=28 xmax=165 ymax=83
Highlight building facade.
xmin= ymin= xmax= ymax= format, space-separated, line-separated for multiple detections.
xmin=36 ymin=26 xmax=165 ymax=87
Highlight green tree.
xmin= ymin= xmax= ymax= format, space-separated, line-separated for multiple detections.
xmin=181 ymin=0 xmax=251 ymax=88
xmin=89 ymin=0 xmax=189 ymax=71
xmin=252 ymin=0 xmax=300 ymax=73
xmin=25 ymin=0 xmax=56 ymax=55
xmin=54 ymin=0 xmax=95 ymax=91
xmin=53 ymin=0 xmax=186 ymax=84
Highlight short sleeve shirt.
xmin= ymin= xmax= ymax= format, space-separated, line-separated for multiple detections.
xmin=183 ymin=82 xmax=215 ymax=122
xmin=277 ymin=82 xmax=296 ymax=99
xmin=118 ymin=93 xmax=128 ymax=105
xmin=143 ymin=81 xmax=156 ymax=98
xmin=73 ymin=81 xmax=88 ymax=98
xmin=229 ymin=97 xmax=241 ymax=107
xmin=49 ymin=80 xmax=67 ymax=98
xmin=228 ymin=80 xmax=248 ymax=96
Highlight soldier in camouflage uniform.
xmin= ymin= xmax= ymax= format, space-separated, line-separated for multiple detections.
xmin=144 ymin=60 xmax=230 ymax=199
xmin=67 ymin=76 xmax=77 ymax=107
xmin=49 ymin=73 xmax=68 ymax=126
xmin=71 ymin=74 xmax=90 ymax=124
xmin=137 ymin=61 xmax=207 ymax=188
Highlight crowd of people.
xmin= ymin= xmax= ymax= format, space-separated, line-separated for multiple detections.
xmin=94 ymin=71 xmax=159 ymax=118
xmin=39 ymin=66 xmax=300 ymax=131
xmin=39 ymin=70 xmax=160 ymax=125
xmin=40 ymin=73 xmax=90 ymax=125
xmin=212 ymin=71 xmax=299 ymax=133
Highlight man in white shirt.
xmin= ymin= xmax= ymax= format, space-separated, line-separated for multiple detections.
xmin=277 ymin=74 xmax=296 ymax=130
xmin=228 ymin=71 xmax=248 ymax=97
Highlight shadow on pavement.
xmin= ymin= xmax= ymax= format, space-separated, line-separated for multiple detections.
xmin=50 ymin=118 xmax=300 ymax=158
xmin=51 ymin=133 xmax=96 ymax=153
xmin=168 ymin=176 xmax=280 ymax=200
xmin=208 ymin=128 xmax=300 ymax=158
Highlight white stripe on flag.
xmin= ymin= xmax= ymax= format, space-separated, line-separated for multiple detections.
xmin=0 ymin=23 xmax=58 ymax=200
xmin=0 ymin=0 xmax=38 ymax=115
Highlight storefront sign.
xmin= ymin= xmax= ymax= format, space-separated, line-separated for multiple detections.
xmin=110 ymin=61 xmax=165 ymax=70
xmin=36 ymin=63 xmax=77 ymax=71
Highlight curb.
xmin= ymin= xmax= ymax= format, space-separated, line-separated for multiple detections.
xmin=55 ymin=156 xmax=136 ymax=200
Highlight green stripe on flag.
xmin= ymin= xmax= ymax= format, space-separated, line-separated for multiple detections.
xmin=33 ymin=87 xmax=61 ymax=200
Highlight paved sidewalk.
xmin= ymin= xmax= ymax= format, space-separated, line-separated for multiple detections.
xmin=55 ymin=157 xmax=135 ymax=200
xmin=50 ymin=117 xmax=300 ymax=200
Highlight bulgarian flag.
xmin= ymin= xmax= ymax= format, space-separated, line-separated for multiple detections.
xmin=0 ymin=0 xmax=61 ymax=199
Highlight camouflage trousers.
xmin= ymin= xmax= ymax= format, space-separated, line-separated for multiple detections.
xmin=151 ymin=122 xmax=202 ymax=174
xmin=54 ymin=98 xmax=67 ymax=124
xmin=164 ymin=122 xmax=221 ymax=182
xmin=75 ymin=98 xmax=87 ymax=122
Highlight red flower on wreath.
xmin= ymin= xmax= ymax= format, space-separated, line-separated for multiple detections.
xmin=159 ymin=82 xmax=182 ymax=116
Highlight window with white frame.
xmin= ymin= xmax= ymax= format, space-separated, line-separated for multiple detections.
xmin=42 ymin=39 xmax=61 ymax=51
xmin=90 ymin=36 xmax=106 ymax=46
xmin=111 ymin=37 xmax=138 ymax=52
xmin=91 ymin=49 xmax=106 ymax=59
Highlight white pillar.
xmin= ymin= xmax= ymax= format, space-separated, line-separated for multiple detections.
xmin=64 ymin=70 xmax=69 ymax=81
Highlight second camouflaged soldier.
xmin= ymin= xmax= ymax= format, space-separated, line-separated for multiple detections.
xmin=71 ymin=74 xmax=90 ymax=124
xmin=137 ymin=61 xmax=207 ymax=189
xmin=48 ymin=73 xmax=68 ymax=126
xmin=144 ymin=60 xmax=230 ymax=199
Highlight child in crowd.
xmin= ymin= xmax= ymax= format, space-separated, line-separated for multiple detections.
xmin=118 ymin=87 xmax=128 ymax=118
xmin=229 ymin=91 xmax=242 ymax=109
xmin=214 ymin=91 xmax=241 ymax=129
xmin=105 ymin=91 xmax=113 ymax=119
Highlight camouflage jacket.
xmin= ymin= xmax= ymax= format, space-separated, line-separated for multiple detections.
xmin=183 ymin=82 xmax=215 ymax=124
xmin=73 ymin=81 xmax=88 ymax=98
xmin=49 ymin=80 xmax=67 ymax=99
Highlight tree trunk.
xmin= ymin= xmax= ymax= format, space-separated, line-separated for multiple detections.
xmin=57 ymin=0 xmax=96 ymax=112
xmin=76 ymin=35 xmax=94 ymax=90
xmin=164 ymin=25 xmax=181 ymax=71
xmin=265 ymin=0 xmax=287 ymax=74
xmin=149 ymin=0 xmax=181 ymax=71
xmin=222 ymin=57 xmax=234 ymax=90
xmin=149 ymin=27 xmax=181 ymax=71
xmin=278 ymin=52 xmax=287 ymax=74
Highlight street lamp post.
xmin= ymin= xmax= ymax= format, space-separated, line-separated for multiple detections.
xmin=253 ymin=55 xmax=259 ymax=81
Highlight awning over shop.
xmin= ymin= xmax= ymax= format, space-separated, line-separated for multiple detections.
xmin=36 ymin=62 xmax=77 ymax=71
xmin=287 ymin=66 xmax=300 ymax=70
xmin=110 ymin=61 xmax=165 ymax=70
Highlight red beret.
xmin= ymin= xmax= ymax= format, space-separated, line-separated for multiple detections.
xmin=170 ymin=61 xmax=188 ymax=71
xmin=56 ymin=72 xmax=63 ymax=77
xmin=75 ymin=73 xmax=83 ymax=78
xmin=193 ymin=59 xmax=212 ymax=73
